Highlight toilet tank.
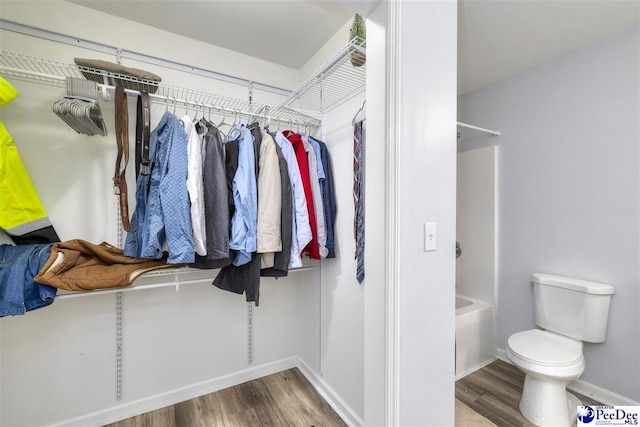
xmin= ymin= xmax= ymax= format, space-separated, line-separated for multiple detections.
xmin=532 ymin=273 xmax=615 ymax=343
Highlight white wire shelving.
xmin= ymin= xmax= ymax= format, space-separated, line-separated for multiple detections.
xmin=0 ymin=50 xmax=321 ymax=129
xmin=276 ymin=36 xmax=366 ymax=115
xmin=55 ymin=264 xmax=315 ymax=300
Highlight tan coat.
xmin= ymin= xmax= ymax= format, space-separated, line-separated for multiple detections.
xmin=34 ymin=239 xmax=181 ymax=291
xmin=257 ymin=131 xmax=283 ymax=268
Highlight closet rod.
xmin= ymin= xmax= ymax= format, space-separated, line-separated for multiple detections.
xmin=457 ymin=121 xmax=501 ymax=136
xmin=56 ymin=267 xmax=314 ymax=300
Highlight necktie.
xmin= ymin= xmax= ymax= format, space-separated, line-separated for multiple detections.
xmin=353 ymin=121 xmax=365 ymax=283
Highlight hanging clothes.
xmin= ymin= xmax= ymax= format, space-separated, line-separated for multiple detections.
xmin=260 ymin=133 xmax=292 ymax=277
xmin=228 ymin=125 xmax=257 ymax=267
xmin=191 ymin=119 xmax=231 ymax=269
xmin=183 ymin=115 xmax=207 ymax=256
xmin=256 ymin=130 xmax=282 ymax=267
xmin=272 ymin=131 xmax=311 ymax=268
xmin=311 ymin=137 xmax=337 ymax=259
xmin=353 ymin=120 xmax=365 ymax=283
xmin=302 ymin=135 xmax=328 ymax=258
xmin=283 ymin=130 xmax=320 ymax=260
xmin=214 ymin=124 xmax=261 ymax=305
xmin=0 ymin=77 xmax=60 ymax=245
xmin=213 ymin=252 xmax=261 ymax=305
xmin=124 ymin=111 xmax=193 ymax=264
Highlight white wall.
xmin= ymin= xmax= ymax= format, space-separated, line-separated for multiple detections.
xmin=363 ymin=3 xmax=387 ymax=424
xmin=396 ymin=1 xmax=457 ymax=425
xmin=317 ymin=91 xmax=366 ymax=420
xmin=458 ymin=25 xmax=640 ymax=402
xmin=456 ymin=145 xmax=497 ymax=305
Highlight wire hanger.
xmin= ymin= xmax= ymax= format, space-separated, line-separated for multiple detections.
xmin=352 ymin=99 xmax=366 ymax=125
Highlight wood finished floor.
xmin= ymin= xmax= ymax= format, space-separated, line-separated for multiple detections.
xmin=106 ymin=359 xmax=602 ymax=427
xmin=456 ymin=359 xmax=602 ymax=427
xmin=105 ymin=368 xmax=346 ymax=427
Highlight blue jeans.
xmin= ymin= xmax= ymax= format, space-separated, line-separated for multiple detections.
xmin=0 ymin=243 xmax=56 ymax=317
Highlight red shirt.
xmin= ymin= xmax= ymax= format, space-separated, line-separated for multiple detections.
xmin=284 ymin=131 xmax=320 ymax=259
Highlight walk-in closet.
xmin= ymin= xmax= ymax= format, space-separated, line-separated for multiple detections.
xmin=1 ymin=1 xmax=463 ymax=426
xmin=0 ymin=2 xmax=369 ymax=426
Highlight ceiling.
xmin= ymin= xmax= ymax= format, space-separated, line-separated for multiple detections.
xmin=67 ymin=0 xmax=640 ymax=94
xmin=66 ymin=0 xmax=357 ymax=69
xmin=458 ymin=0 xmax=640 ymax=94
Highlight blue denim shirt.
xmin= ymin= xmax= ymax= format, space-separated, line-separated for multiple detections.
xmin=314 ymin=139 xmax=337 ymax=258
xmin=0 ymin=243 xmax=55 ymax=317
xmin=124 ymin=116 xmax=158 ymax=259
xmin=125 ymin=112 xmax=194 ymax=264
xmin=229 ymin=125 xmax=257 ymax=266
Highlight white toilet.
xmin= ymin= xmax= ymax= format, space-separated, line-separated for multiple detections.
xmin=506 ymin=273 xmax=614 ymax=427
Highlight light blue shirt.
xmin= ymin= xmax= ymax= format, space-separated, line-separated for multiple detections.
xmin=308 ymin=136 xmax=325 ymax=180
xmin=273 ymin=131 xmax=311 ymax=268
xmin=229 ymin=125 xmax=257 ymax=266
xmin=125 ymin=112 xmax=194 ymax=264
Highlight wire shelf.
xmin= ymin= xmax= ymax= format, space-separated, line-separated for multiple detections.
xmin=0 ymin=50 xmax=320 ymax=128
xmin=276 ymin=36 xmax=366 ymax=115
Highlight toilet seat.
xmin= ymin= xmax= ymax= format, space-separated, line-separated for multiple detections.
xmin=508 ymin=329 xmax=583 ymax=367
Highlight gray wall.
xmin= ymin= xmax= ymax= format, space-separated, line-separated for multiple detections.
xmin=458 ymin=25 xmax=640 ymax=401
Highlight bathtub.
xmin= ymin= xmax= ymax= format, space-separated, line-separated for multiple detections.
xmin=455 ymin=295 xmax=496 ymax=379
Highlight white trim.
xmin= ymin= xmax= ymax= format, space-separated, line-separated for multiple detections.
xmin=385 ymin=0 xmax=401 ymax=426
xmin=496 ymin=346 xmax=510 ymax=363
xmin=455 ymin=357 xmax=497 ymax=381
xmin=51 ymin=357 xmax=298 ymax=427
xmin=496 ymin=347 xmax=640 ymax=406
xmin=297 ymin=358 xmax=364 ymax=427
xmin=569 ymin=379 xmax=640 ymax=406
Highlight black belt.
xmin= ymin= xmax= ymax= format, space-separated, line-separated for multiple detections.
xmin=136 ymin=92 xmax=150 ymax=176
xmin=114 ymin=86 xmax=130 ymax=231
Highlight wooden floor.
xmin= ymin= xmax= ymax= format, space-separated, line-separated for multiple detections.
xmin=105 ymin=368 xmax=346 ymax=427
xmin=107 ymin=359 xmax=601 ymax=427
xmin=456 ymin=359 xmax=601 ymax=427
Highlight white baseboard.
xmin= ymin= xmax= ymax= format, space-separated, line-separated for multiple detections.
xmin=53 ymin=356 xmax=298 ymax=427
xmin=455 ymin=356 xmax=497 ymax=380
xmin=569 ymin=380 xmax=640 ymax=406
xmin=495 ymin=347 xmax=640 ymax=406
xmin=296 ymin=358 xmax=364 ymax=427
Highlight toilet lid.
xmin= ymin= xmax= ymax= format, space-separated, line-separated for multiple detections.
xmin=508 ymin=329 xmax=583 ymax=367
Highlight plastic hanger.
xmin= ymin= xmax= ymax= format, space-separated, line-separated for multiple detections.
xmin=352 ymin=99 xmax=366 ymax=125
xmin=52 ymin=78 xmax=106 ymax=136
xmin=217 ymin=108 xmax=233 ymax=132
xmin=226 ymin=109 xmax=240 ymax=139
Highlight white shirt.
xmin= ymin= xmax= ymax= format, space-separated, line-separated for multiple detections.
xmin=273 ymin=131 xmax=311 ymax=268
xmin=182 ymin=115 xmax=207 ymax=256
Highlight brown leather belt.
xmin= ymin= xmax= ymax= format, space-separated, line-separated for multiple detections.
xmin=136 ymin=92 xmax=150 ymax=176
xmin=114 ymin=86 xmax=130 ymax=231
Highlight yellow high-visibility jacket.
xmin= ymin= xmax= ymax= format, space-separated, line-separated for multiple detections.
xmin=0 ymin=76 xmax=59 ymax=244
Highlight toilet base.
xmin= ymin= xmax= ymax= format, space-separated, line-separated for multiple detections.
xmin=519 ymin=374 xmax=582 ymax=426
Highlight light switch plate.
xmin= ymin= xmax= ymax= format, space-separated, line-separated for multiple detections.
xmin=424 ymin=222 xmax=436 ymax=252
